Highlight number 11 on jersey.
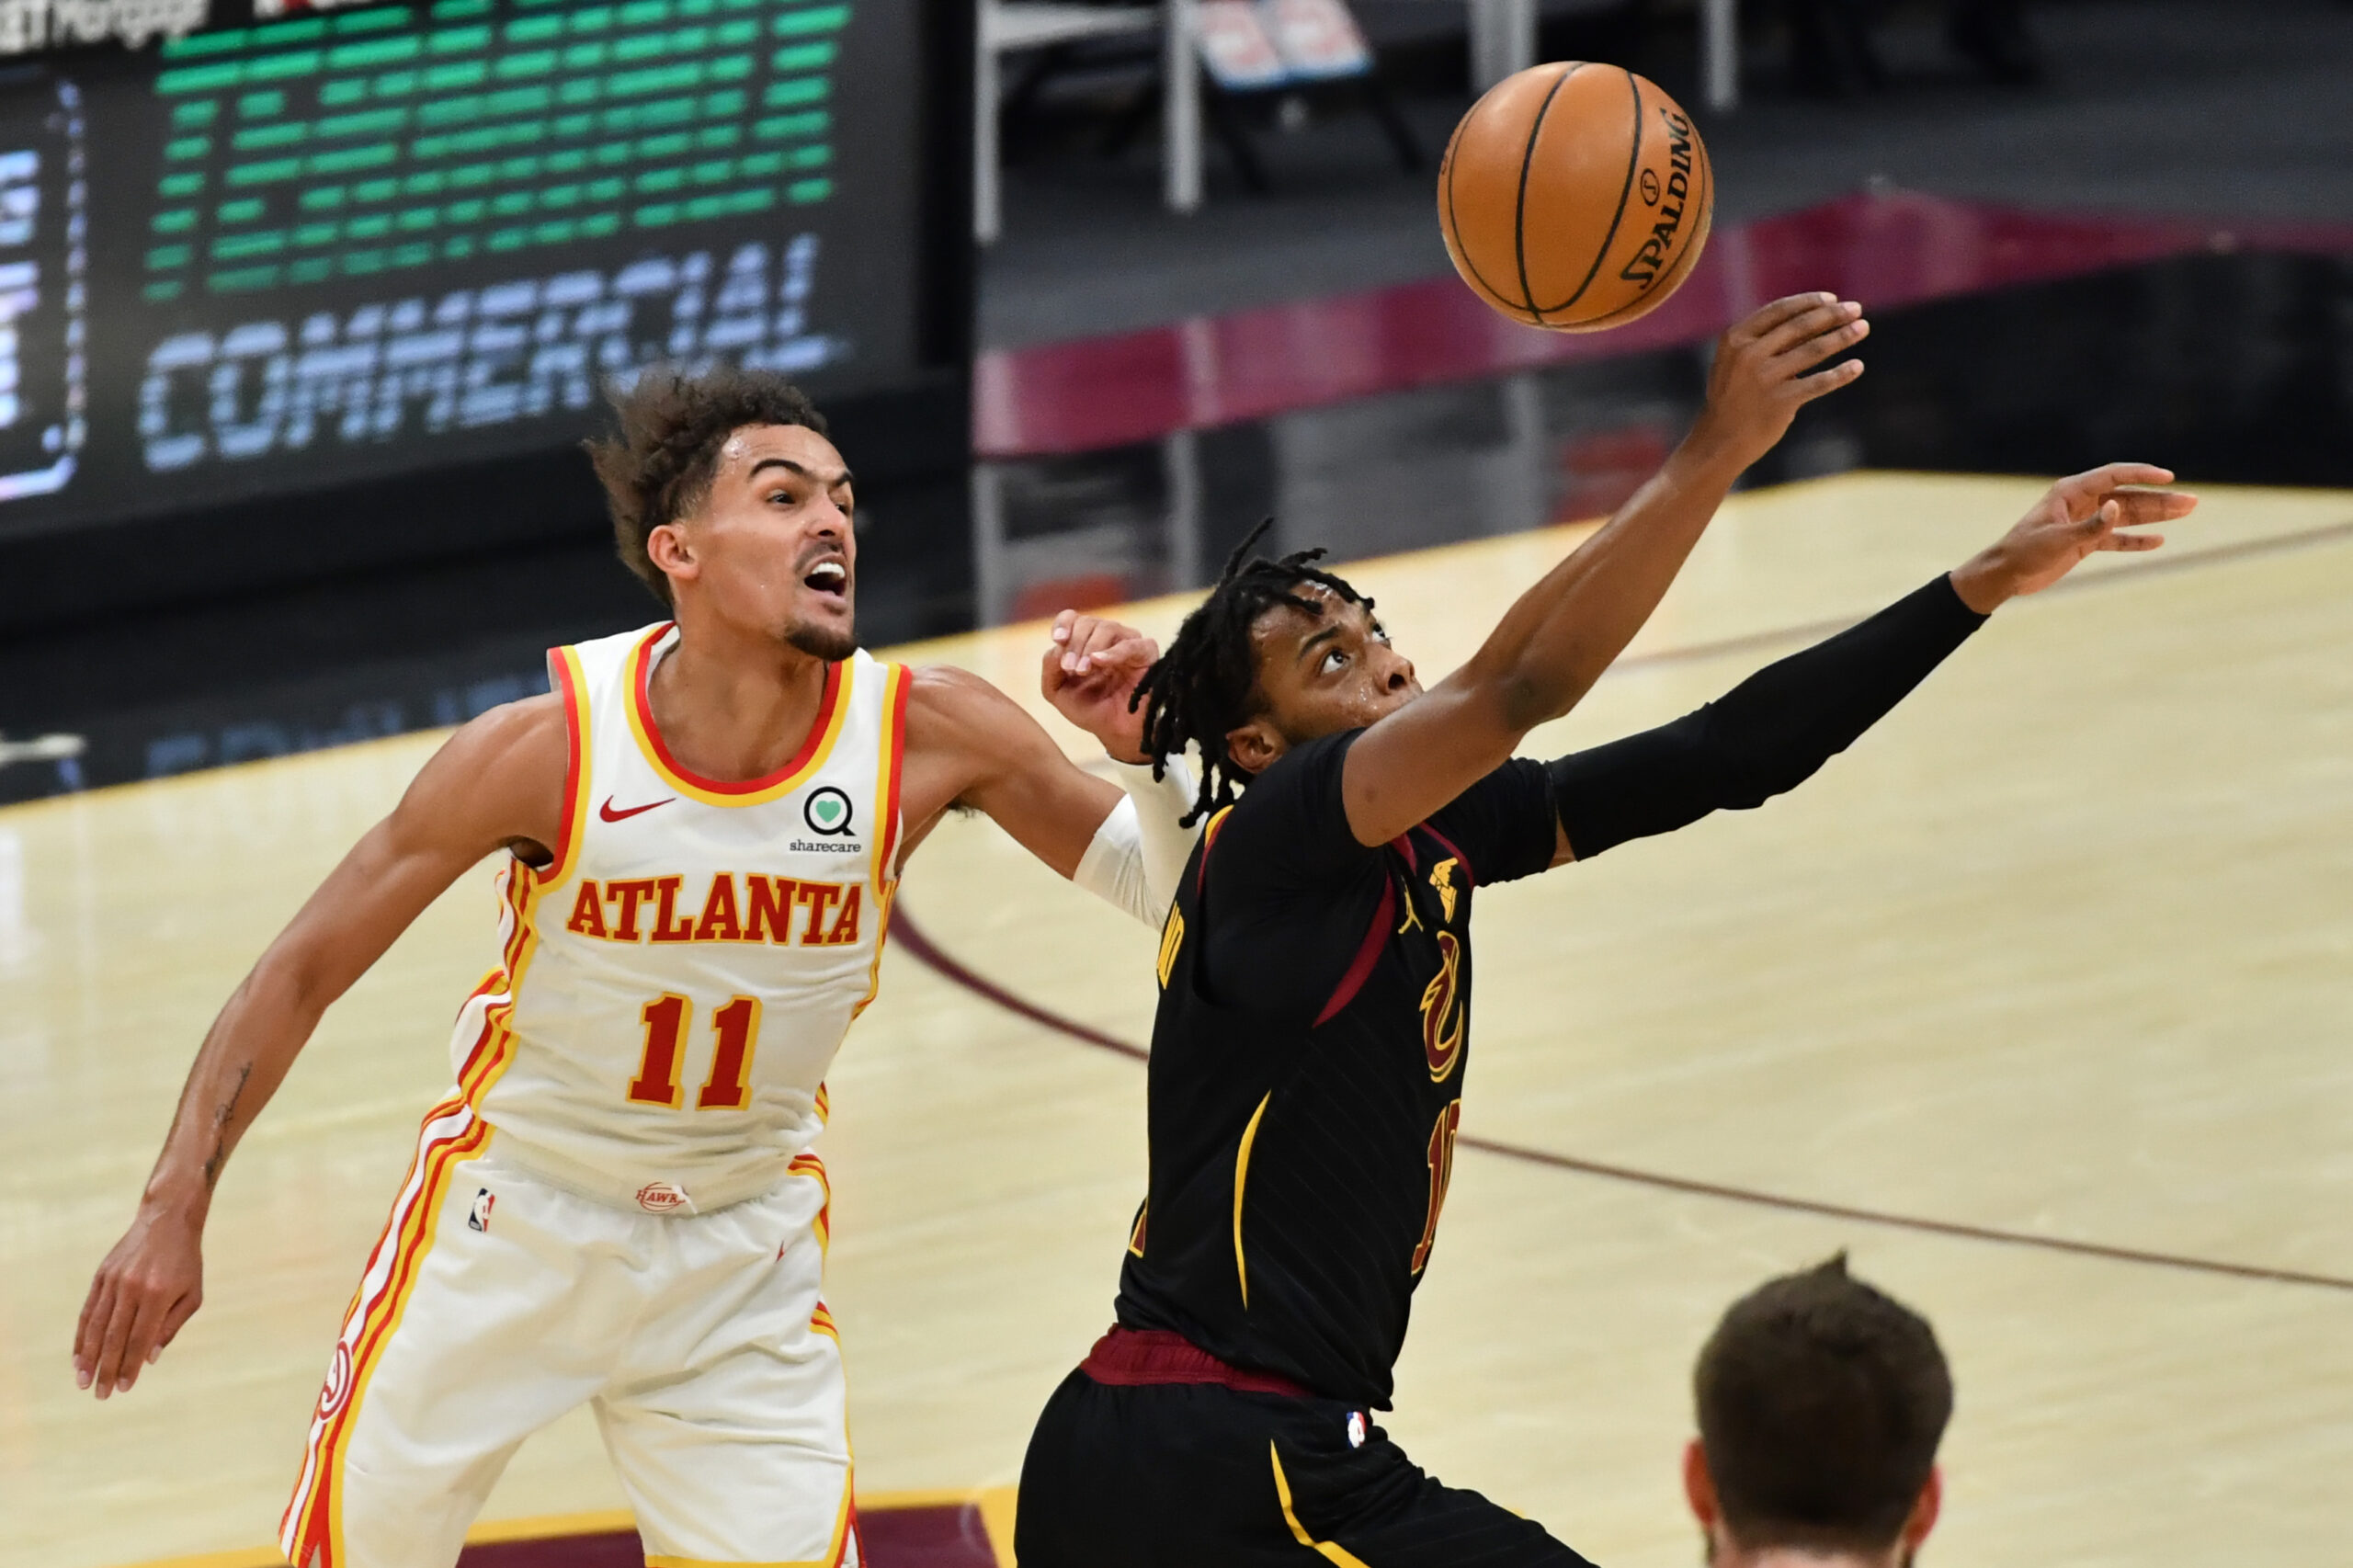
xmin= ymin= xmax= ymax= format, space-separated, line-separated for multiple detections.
xmin=630 ymin=994 xmax=764 ymax=1109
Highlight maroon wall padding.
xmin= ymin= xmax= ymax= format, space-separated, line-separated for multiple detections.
xmin=859 ymin=1503 xmax=1002 ymax=1567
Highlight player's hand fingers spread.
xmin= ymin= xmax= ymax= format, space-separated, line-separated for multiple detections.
xmin=2073 ymin=499 xmax=2122 ymax=538
xmin=2054 ymin=462 xmax=2175 ymax=506
xmin=1727 ymin=291 xmax=1836 ymax=347
xmin=1756 ymin=300 xmax=1861 ymax=359
xmin=2110 ymin=488 xmax=2198 ymax=525
xmin=2083 ymin=461 xmax=2176 ymax=488
xmin=1770 ymin=314 xmax=1870 ymax=378
xmin=1790 ymin=358 xmax=1866 ymax=403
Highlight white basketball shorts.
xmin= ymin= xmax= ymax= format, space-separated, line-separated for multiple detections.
xmin=280 ymin=1096 xmax=858 ymax=1568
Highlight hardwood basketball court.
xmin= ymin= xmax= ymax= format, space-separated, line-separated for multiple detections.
xmin=5 ymin=472 xmax=2348 ymax=1568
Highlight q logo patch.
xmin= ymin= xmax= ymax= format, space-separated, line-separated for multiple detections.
xmin=803 ymin=787 xmax=855 ymax=836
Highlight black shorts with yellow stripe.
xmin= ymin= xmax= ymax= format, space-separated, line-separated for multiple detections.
xmin=1016 ymin=1368 xmax=1598 ymax=1568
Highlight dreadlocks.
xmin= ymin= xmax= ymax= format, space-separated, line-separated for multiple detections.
xmin=1131 ymin=518 xmax=1370 ymax=826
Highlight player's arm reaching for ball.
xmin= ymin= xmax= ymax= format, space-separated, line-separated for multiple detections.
xmin=71 ymin=695 xmax=572 ymax=1401
xmin=1336 ymin=291 xmax=1869 ymax=846
xmin=1540 ymin=462 xmax=2198 ymax=866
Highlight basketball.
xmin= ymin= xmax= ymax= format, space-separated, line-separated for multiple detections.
xmin=1438 ymin=62 xmax=1715 ymax=332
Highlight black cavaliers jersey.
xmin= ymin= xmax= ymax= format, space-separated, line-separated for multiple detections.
xmin=1114 ymin=730 xmax=1558 ymax=1407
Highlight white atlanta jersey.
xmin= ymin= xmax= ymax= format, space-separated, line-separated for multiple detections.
xmin=458 ymin=621 xmax=909 ymax=1214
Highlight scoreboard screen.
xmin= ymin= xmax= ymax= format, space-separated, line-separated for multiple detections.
xmin=0 ymin=0 xmax=953 ymax=548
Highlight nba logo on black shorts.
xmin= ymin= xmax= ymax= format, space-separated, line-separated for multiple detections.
xmin=468 ymin=1189 xmax=494 ymax=1233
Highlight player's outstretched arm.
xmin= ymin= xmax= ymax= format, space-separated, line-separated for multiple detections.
xmin=895 ymin=611 xmax=1200 ymax=925
xmin=899 ymin=665 xmax=1122 ymax=876
xmin=1545 ymin=463 xmax=2197 ymax=866
xmin=1338 ymin=292 xmax=1869 ymax=848
xmin=899 ymin=610 xmax=1165 ymax=877
xmin=71 ymin=697 xmax=567 ymax=1402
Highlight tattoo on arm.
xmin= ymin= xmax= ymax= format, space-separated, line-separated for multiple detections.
xmin=200 ymin=1063 xmax=254 ymax=1191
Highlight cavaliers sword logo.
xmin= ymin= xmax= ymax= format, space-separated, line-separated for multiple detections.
xmin=1418 ymin=932 xmax=1464 ymax=1082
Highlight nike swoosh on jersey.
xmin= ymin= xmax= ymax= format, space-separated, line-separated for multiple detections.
xmin=598 ymin=795 xmax=676 ymax=823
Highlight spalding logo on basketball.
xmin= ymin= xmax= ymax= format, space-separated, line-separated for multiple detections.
xmin=1438 ymin=62 xmax=1713 ymax=332
xmin=317 ymin=1342 xmax=355 ymax=1418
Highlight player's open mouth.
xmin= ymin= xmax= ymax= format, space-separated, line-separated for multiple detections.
xmin=803 ymin=560 xmax=849 ymax=598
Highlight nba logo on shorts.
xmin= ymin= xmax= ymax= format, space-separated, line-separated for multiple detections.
xmin=1346 ymin=1411 xmax=1368 ymax=1449
xmin=467 ymin=1188 xmax=494 ymax=1232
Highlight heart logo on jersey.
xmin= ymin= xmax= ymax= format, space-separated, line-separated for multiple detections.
xmin=804 ymin=787 xmax=855 ymax=836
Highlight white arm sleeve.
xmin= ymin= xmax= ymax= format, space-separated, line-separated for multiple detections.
xmin=1070 ymin=756 xmax=1200 ymax=926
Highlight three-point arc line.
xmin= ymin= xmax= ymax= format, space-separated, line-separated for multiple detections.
xmin=886 ymin=910 xmax=2353 ymax=1297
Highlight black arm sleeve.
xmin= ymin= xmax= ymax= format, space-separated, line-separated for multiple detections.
xmin=1549 ymin=574 xmax=1988 ymax=860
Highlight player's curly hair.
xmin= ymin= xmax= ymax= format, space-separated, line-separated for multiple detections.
xmin=585 ymin=364 xmax=829 ymax=606
xmin=1131 ymin=518 xmax=1370 ymax=826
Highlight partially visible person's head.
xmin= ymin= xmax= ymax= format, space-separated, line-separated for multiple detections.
xmin=1133 ymin=519 xmax=1421 ymax=824
xmin=1685 ymin=1255 xmax=1951 ymax=1566
xmin=585 ymin=364 xmax=857 ymax=660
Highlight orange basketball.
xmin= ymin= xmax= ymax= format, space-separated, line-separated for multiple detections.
xmin=1438 ymin=62 xmax=1714 ymax=332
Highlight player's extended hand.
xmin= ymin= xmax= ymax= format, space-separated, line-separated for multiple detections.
xmin=1040 ymin=609 xmax=1159 ymax=765
xmin=1949 ymin=463 xmax=2199 ymax=611
xmin=73 ymin=1202 xmax=204 ymax=1400
xmin=1687 ymin=292 xmax=1870 ymax=472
